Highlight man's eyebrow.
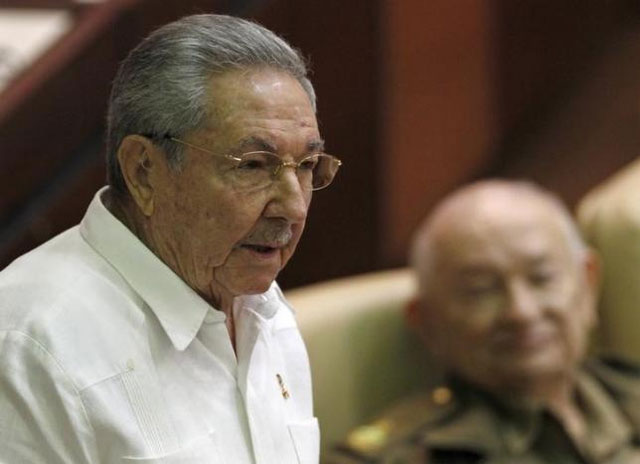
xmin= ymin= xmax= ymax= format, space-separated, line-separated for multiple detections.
xmin=236 ymin=136 xmax=325 ymax=153
xmin=526 ymin=253 xmax=554 ymax=267
xmin=308 ymin=139 xmax=325 ymax=153
xmin=456 ymin=266 xmax=495 ymax=278
xmin=236 ymin=136 xmax=277 ymax=152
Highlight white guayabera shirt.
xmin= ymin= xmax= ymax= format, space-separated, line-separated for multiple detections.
xmin=0 ymin=188 xmax=319 ymax=464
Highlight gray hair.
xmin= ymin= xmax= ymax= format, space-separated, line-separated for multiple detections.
xmin=106 ymin=14 xmax=316 ymax=194
xmin=409 ymin=179 xmax=589 ymax=296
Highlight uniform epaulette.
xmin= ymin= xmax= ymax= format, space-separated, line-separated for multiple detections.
xmin=330 ymin=386 xmax=459 ymax=463
xmin=597 ymin=356 xmax=640 ymax=376
xmin=584 ymin=356 xmax=640 ymax=437
xmin=585 ymin=356 xmax=640 ymax=399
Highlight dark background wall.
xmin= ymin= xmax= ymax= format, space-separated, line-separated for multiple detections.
xmin=1 ymin=0 xmax=639 ymax=288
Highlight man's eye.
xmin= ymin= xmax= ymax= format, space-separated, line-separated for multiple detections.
xmin=456 ymin=273 xmax=502 ymax=301
xmin=529 ymin=272 xmax=555 ymax=287
xmin=299 ymin=156 xmax=319 ymax=171
xmin=237 ymin=157 xmax=268 ymax=170
xmin=460 ymin=285 xmax=497 ymax=298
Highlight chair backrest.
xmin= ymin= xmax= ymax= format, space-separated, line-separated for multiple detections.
xmin=285 ymin=268 xmax=436 ymax=458
xmin=578 ymin=157 xmax=640 ymax=362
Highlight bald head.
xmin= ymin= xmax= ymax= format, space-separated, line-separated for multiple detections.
xmin=408 ymin=179 xmax=598 ymax=398
xmin=410 ymin=180 xmax=588 ymax=297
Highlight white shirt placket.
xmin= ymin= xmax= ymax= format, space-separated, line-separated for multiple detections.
xmin=235 ymin=301 xmax=299 ymax=464
xmin=197 ymin=309 xmax=256 ymax=463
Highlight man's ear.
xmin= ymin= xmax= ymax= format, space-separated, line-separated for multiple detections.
xmin=405 ymin=296 xmax=438 ymax=353
xmin=583 ymin=247 xmax=601 ymax=295
xmin=405 ymin=297 xmax=423 ymax=331
xmin=117 ymin=135 xmax=161 ymax=217
xmin=582 ymin=247 xmax=601 ymax=328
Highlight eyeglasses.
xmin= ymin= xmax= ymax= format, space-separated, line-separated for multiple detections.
xmin=162 ymin=135 xmax=342 ymax=192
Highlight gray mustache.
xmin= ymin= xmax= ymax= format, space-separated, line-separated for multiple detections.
xmin=244 ymin=220 xmax=293 ymax=246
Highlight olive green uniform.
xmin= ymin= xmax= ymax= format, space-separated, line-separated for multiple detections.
xmin=329 ymin=359 xmax=640 ymax=463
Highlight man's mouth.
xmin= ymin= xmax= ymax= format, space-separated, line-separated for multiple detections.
xmin=239 ymin=224 xmax=293 ymax=256
xmin=493 ymin=325 xmax=555 ymax=352
xmin=241 ymin=244 xmax=279 ymax=254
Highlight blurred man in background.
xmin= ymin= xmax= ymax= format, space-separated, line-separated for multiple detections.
xmin=0 ymin=14 xmax=340 ymax=463
xmin=332 ymin=180 xmax=640 ymax=463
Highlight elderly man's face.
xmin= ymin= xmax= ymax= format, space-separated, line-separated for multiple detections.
xmin=147 ymin=68 xmax=320 ymax=304
xmin=419 ymin=195 xmax=597 ymax=396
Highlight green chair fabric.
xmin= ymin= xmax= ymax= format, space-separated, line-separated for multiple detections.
xmin=578 ymin=157 xmax=640 ymax=362
xmin=285 ymin=268 xmax=435 ymax=459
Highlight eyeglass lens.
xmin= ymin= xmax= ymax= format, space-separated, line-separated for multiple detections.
xmin=231 ymin=152 xmax=340 ymax=191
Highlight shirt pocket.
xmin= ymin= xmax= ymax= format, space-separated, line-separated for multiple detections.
xmin=288 ymin=417 xmax=320 ymax=464
xmin=121 ymin=430 xmax=224 ymax=464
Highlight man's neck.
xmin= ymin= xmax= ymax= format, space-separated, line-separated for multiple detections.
xmin=496 ymin=370 xmax=587 ymax=442
xmin=102 ymin=188 xmax=239 ymax=345
xmin=102 ymin=188 xmax=148 ymax=245
xmin=545 ymin=379 xmax=587 ymax=443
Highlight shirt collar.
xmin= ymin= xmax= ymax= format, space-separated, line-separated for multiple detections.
xmin=236 ymin=283 xmax=287 ymax=321
xmin=574 ymin=369 xmax=633 ymax=460
xmin=79 ymin=187 xmax=212 ymax=351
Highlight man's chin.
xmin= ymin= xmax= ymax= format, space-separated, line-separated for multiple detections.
xmin=233 ymin=271 xmax=280 ymax=295
xmin=462 ymin=354 xmax=566 ymax=391
xmin=216 ymin=251 xmax=286 ymax=296
xmin=242 ymin=281 xmax=275 ymax=295
xmin=489 ymin=362 xmax=567 ymax=393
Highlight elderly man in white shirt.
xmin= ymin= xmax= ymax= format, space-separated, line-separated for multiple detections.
xmin=0 ymin=14 xmax=341 ymax=464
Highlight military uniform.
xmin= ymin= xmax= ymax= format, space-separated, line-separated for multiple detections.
xmin=329 ymin=359 xmax=640 ymax=463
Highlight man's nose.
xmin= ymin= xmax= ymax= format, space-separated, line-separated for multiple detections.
xmin=502 ymin=280 xmax=540 ymax=323
xmin=264 ymin=167 xmax=309 ymax=223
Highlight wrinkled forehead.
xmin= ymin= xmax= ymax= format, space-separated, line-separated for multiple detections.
xmin=206 ymin=68 xmax=317 ymax=125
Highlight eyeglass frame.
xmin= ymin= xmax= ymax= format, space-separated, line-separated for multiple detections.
xmin=144 ymin=133 xmax=342 ymax=192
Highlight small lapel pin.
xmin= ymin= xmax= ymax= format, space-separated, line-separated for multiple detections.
xmin=276 ymin=373 xmax=290 ymax=399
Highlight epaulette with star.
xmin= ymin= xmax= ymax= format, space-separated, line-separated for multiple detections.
xmin=327 ymin=386 xmax=458 ymax=464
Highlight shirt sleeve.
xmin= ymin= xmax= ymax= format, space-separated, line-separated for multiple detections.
xmin=0 ymin=330 xmax=98 ymax=463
